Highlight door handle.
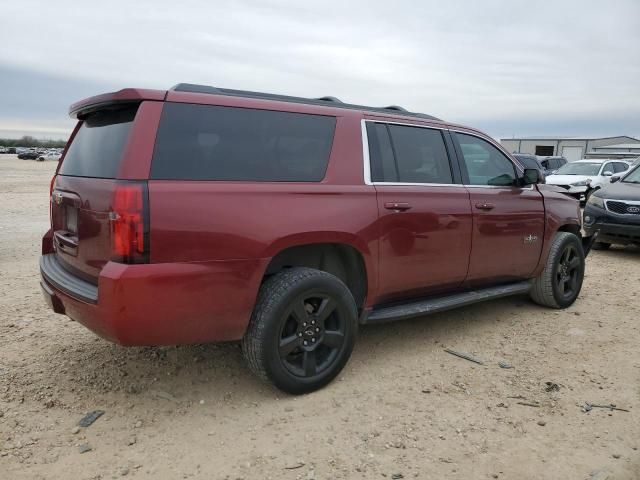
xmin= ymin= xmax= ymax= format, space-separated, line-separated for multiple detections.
xmin=475 ymin=202 xmax=495 ymax=210
xmin=384 ymin=202 xmax=412 ymax=212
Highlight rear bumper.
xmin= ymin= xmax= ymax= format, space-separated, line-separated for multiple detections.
xmin=40 ymin=253 xmax=269 ymax=346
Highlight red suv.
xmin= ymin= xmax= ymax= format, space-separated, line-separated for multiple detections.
xmin=40 ymin=84 xmax=594 ymax=393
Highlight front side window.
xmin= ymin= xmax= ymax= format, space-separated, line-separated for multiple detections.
xmin=613 ymin=162 xmax=629 ymax=173
xmin=151 ymin=103 xmax=336 ymax=181
xmin=601 ymin=163 xmax=615 ymax=175
xmin=622 ymin=165 xmax=640 ymax=183
xmin=455 ymin=133 xmax=517 ymax=186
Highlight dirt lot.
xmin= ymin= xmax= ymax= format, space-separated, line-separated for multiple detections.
xmin=0 ymin=155 xmax=639 ymax=480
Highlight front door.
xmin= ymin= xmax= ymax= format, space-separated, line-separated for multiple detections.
xmin=365 ymin=121 xmax=473 ymax=303
xmin=452 ymin=132 xmax=545 ymax=286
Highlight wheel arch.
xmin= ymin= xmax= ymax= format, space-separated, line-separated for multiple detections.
xmin=262 ymin=241 xmax=371 ymax=311
xmin=557 ymin=223 xmax=581 ymax=237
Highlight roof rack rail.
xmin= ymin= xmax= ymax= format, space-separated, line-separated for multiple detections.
xmin=168 ymin=83 xmax=441 ymax=121
xmin=383 ymin=105 xmax=408 ymax=112
xmin=172 ymin=83 xmax=221 ymax=94
xmin=315 ymin=96 xmax=343 ymax=103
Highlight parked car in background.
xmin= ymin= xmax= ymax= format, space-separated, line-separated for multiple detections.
xmin=512 ymin=154 xmax=546 ymax=180
xmin=584 ymin=163 xmax=640 ymax=249
xmin=39 ymin=151 xmax=62 ymax=161
xmin=539 ymin=156 xmax=567 ymax=175
xmin=40 ymin=84 xmax=592 ymax=394
xmin=545 ymin=159 xmax=632 ymax=202
xmin=17 ymin=151 xmax=40 ymax=160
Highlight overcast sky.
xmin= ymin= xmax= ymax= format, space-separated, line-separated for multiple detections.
xmin=0 ymin=0 xmax=638 ymax=140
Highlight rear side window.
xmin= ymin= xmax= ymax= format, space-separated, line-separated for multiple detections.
xmin=367 ymin=122 xmax=453 ymax=184
xmin=60 ymin=106 xmax=138 ymax=178
xmin=388 ymin=125 xmax=453 ymax=184
xmin=151 ymin=103 xmax=336 ymax=181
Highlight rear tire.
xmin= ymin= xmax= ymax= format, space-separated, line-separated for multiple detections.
xmin=242 ymin=267 xmax=358 ymax=394
xmin=530 ymin=232 xmax=585 ymax=309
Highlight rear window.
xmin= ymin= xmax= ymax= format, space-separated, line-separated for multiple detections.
xmin=151 ymin=103 xmax=336 ymax=181
xmin=60 ymin=106 xmax=137 ymax=178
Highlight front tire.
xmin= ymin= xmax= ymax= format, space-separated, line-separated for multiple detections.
xmin=530 ymin=232 xmax=585 ymax=309
xmin=242 ymin=267 xmax=358 ymax=394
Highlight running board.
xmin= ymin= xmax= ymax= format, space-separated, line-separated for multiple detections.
xmin=364 ymin=281 xmax=532 ymax=324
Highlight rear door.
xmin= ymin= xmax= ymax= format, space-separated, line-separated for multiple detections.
xmin=51 ymin=105 xmax=139 ymax=282
xmin=364 ymin=120 xmax=472 ymax=303
xmin=452 ymin=131 xmax=545 ymax=286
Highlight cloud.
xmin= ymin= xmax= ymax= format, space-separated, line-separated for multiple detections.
xmin=0 ymin=0 xmax=639 ymax=139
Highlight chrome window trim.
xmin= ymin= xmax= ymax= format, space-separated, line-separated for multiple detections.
xmin=370 ymin=181 xmax=467 ymax=188
xmin=361 ymin=119 xmax=373 ymax=185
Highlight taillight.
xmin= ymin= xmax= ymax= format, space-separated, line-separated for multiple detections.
xmin=109 ymin=181 xmax=149 ymax=264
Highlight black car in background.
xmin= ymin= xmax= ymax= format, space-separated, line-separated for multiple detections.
xmin=17 ymin=151 xmax=39 ymax=160
xmin=584 ymin=164 xmax=640 ymax=249
xmin=512 ymin=154 xmax=567 ymax=177
xmin=512 ymin=154 xmax=546 ymax=180
xmin=539 ymin=156 xmax=567 ymax=175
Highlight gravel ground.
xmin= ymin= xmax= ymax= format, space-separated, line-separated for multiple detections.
xmin=1 ymin=155 xmax=639 ymax=480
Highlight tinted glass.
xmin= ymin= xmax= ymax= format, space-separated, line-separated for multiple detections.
xmin=612 ymin=162 xmax=629 ymax=173
xmin=456 ymin=133 xmax=516 ymax=186
xmin=367 ymin=123 xmax=396 ymax=182
xmin=60 ymin=106 xmax=138 ymax=178
xmin=387 ymin=125 xmax=452 ymax=183
xmin=152 ymin=103 xmax=336 ymax=181
xmin=515 ymin=155 xmax=540 ymax=170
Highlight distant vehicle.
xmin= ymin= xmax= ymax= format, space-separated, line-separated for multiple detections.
xmin=512 ymin=154 xmax=546 ymax=180
xmin=539 ymin=156 xmax=567 ymax=175
xmin=18 ymin=151 xmax=40 ymax=160
xmin=584 ymin=163 xmax=640 ymax=249
xmin=545 ymin=159 xmax=632 ymax=202
xmin=40 ymin=152 xmax=62 ymax=161
xmin=8 ymin=147 xmax=17 ymax=154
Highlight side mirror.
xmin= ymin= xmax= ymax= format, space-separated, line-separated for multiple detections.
xmin=610 ymin=175 xmax=621 ymax=183
xmin=521 ymin=168 xmax=541 ymax=186
xmin=603 ymin=171 xmax=613 ymax=177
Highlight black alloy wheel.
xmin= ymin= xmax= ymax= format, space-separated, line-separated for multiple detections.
xmin=278 ymin=293 xmax=346 ymax=378
xmin=555 ymin=244 xmax=581 ymax=301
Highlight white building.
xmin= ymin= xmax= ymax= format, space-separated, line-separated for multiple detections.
xmin=500 ymin=136 xmax=640 ymax=162
xmin=585 ymin=143 xmax=640 ymax=160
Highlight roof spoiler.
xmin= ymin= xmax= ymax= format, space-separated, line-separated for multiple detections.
xmin=69 ymin=88 xmax=166 ymax=119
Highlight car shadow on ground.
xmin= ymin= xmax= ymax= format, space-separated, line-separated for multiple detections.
xmin=18 ymin=293 xmax=542 ymax=407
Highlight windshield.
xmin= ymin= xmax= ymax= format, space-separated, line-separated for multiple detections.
xmin=623 ymin=165 xmax=640 ymax=183
xmin=554 ymin=162 xmax=601 ymax=176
